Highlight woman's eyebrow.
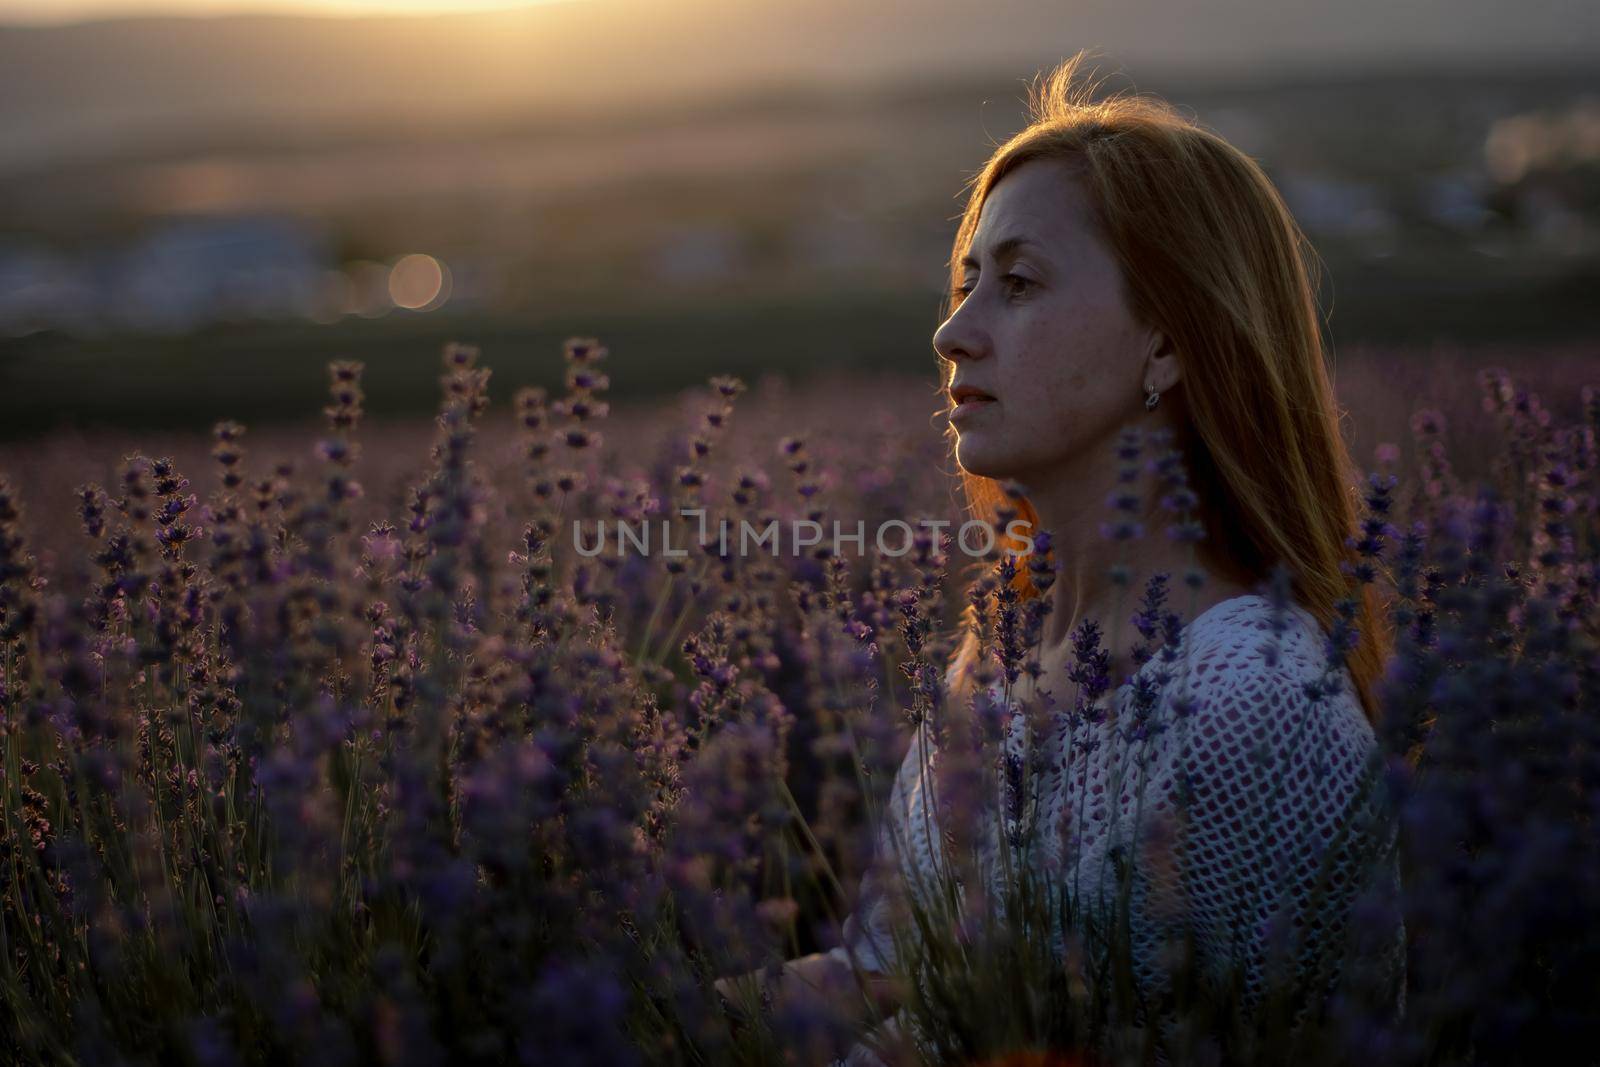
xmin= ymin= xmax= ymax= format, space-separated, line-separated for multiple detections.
xmin=960 ymin=235 xmax=1043 ymax=270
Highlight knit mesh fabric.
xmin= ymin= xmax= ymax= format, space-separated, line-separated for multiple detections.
xmin=828 ymin=593 xmax=1405 ymax=1062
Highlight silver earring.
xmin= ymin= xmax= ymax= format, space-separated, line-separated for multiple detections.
xmin=1145 ymin=387 xmax=1161 ymax=411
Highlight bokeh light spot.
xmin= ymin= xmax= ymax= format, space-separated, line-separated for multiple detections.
xmin=388 ymin=253 xmax=450 ymax=311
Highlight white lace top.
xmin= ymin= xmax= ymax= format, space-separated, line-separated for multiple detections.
xmin=829 ymin=593 xmax=1404 ymax=1053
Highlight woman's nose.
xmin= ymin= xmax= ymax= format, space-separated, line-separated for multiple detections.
xmin=932 ymin=303 xmax=987 ymax=364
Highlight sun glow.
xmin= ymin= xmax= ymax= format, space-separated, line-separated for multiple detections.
xmin=0 ymin=0 xmax=574 ymax=25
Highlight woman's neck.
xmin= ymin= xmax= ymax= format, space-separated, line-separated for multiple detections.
xmin=1014 ymin=445 xmax=1257 ymax=672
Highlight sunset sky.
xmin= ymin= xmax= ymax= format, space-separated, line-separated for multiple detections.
xmin=0 ymin=0 xmax=564 ymax=22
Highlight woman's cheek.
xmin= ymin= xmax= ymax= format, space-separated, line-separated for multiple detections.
xmin=1013 ymin=396 xmax=1060 ymax=446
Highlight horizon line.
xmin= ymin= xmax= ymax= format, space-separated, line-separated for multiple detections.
xmin=0 ymin=0 xmax=579 ymax=30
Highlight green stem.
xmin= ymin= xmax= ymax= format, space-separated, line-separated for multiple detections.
xmin=634 ymin=573 xmax=676 ymax=666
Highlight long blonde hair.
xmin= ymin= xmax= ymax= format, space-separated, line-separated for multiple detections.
xmin=942 ymin=52 xmax=1392 ymax=725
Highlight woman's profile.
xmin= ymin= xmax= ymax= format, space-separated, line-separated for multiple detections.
xmin=719 ymin=50 xmax=1405 ymax=1062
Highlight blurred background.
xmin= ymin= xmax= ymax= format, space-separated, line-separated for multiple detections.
xmin=0 ymin=0 xmax=1597 ymax=441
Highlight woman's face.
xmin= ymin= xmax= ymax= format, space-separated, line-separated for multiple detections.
xmin=934 ymin=156 xmax=1171 ymax=486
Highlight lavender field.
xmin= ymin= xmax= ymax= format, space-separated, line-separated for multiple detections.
xmin=0 ymin=337 xmax=1596 ymax=1065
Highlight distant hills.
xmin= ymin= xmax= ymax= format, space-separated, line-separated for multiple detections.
xmin=2 ymin=0 xmax=1597 ymax=174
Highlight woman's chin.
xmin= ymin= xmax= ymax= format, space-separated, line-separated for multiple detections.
xmin=953 ymin=442 xmax=1016 ymax=481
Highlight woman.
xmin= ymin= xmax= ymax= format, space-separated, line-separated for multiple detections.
xmin=721 ymin=52 xmax=1404 ymax=1061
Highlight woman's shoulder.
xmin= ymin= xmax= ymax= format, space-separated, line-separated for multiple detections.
xmin=1169 ymin=593 xmax=1354 ymax=703
xmin=1163 ymin=592 xmax=1377 ymax=771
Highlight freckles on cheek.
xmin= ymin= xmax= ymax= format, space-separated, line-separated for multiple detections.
xmin=1034 ymin=362 xmax=1086 ymax=401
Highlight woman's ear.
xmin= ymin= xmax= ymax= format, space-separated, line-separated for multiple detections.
xmin=1143 ymin=329 xmax=1181 ymax=393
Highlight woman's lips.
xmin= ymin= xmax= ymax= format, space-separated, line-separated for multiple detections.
xmin=950 ymin=396 xmax=997 ymax=421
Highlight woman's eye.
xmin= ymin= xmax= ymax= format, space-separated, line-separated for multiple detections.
xmin=950 ymin=274 xmax=1031 ymax=301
